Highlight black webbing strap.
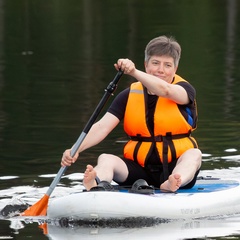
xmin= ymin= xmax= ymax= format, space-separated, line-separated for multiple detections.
xmin=133 ymin=141 xmax=142 ymax=163
xmin=130 ymin=132 xmax=191 ymax=181
xmin=130 ymin=133 xmax=190 ymax=142
xmin=162 ymin=133 xmax=170 ymax=181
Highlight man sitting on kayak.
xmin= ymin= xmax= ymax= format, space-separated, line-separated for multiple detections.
xmin=61 ymin=35 xmax=202 ymax=192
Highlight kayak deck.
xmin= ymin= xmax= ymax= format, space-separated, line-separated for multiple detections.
xmin=112 ymin=178 xmax=240 ymax=194
xmin=47 ymin=178 xmax=240 ymax=220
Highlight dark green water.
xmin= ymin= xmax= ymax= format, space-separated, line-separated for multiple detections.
xmin=0 ymin=0 xmax=240 ymax=239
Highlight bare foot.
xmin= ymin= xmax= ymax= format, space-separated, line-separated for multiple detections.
xmin=83 ymin=165 xmax=97 ymax=191
xmin=160 ymin=173 xmax=182 ymax=192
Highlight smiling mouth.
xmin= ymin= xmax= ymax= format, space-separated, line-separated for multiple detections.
xmin=155 ymin=75 xmax=165 ymax=79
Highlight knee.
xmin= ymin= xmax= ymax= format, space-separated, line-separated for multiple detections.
xmin=185 ymin=148 xmax=202 ymax=164
xmin=190 ymin=148 xmax=202 ymax=166
xmin=97 ymin=153 xmax=111 ymax=164
xmin=192 ymin=148 xmax=202 ymax=156
xmin=187 ymin=148 xmax=201 ymax=156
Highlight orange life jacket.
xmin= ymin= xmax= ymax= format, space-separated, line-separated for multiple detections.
xmin=123 ymin=74 xmax=198 ymax=171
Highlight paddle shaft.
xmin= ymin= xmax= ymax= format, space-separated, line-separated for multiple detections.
xmin=46 ymin=70 xmax=123 ymax=196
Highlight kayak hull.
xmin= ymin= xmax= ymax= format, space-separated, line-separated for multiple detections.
xmin=47 ymin=179 xmax=240 ymax=220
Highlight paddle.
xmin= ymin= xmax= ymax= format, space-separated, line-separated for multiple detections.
xmin=20 ymin=70 xmax=123 ymax=216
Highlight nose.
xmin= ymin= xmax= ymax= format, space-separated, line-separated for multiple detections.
xmin=157 ymin=63 xmax=164 ymax=73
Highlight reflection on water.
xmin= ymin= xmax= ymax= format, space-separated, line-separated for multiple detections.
xmin=4 ymin=215 xmax=240 ymax=240
xmin=0 ymin=0 xmax=240 ymax=239
xmin=224 ymin=0 xmax=238 ymax=113
xmin=2 ymin=214 xmax=240 ymax=240
xmin=45 ymin=217 xmax=240 ymax=240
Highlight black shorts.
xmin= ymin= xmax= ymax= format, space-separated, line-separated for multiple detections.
xmin=114 ymin=158 xmax=199 ymax=189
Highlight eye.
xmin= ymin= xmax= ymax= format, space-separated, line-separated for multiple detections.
xmin=165 ymin=63 xmax=172 ymax=68
xmin=152 ymin=61 xmax=159 ymax=65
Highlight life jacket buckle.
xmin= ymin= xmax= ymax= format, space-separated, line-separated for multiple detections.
xmin=154 ymin=135 xmax=163 ymax=142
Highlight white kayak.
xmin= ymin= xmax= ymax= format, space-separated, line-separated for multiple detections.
xmin=47 ymin=178 xmax=240 ymax=220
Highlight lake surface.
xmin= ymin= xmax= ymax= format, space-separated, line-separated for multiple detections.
xmin=0 ymin=0 xmax=240 ymax=239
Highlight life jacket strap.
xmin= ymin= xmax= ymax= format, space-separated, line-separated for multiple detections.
xmin=130 ymin=131 xmax=194 ymax=182
xmin=130 ymin=132 xmax=191 ymax=142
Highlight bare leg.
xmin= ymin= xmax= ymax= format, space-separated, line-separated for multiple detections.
xmin=83 ymin=153 xmax=129 ymax=191
xmin=160 ymin=148 xmax=202 ymax=192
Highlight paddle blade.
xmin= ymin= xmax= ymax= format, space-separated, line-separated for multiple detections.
xmin=39 ymin=223 xmax=48 ymax=235
xmin=21 ymin=194 xmax=49 ymax=216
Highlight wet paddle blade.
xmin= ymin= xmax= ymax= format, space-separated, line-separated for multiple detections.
xmin=21 ymin=194 xmax=49 ymax=216
xmin=39 ymin=223 xmax=48 ymax=235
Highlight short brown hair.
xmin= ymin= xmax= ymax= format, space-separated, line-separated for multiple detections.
xmin=144 ymin=36 xmax=181 ymax=67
